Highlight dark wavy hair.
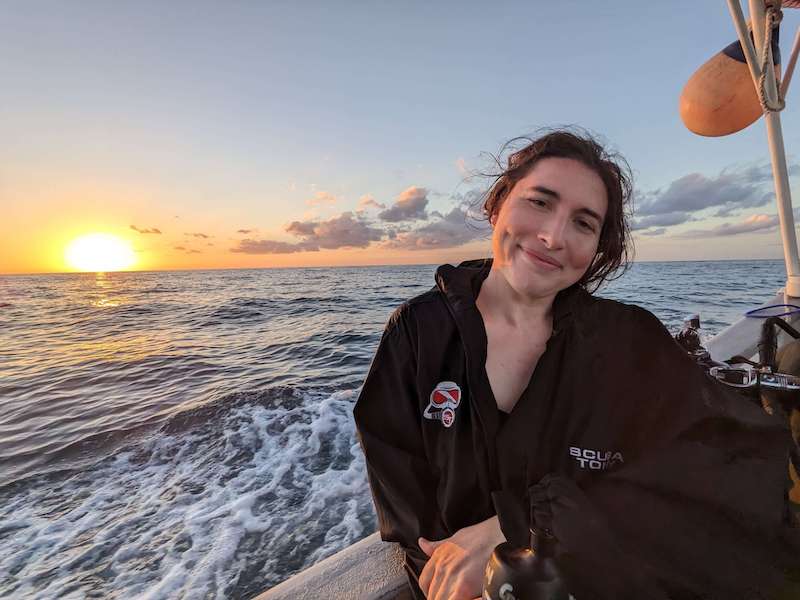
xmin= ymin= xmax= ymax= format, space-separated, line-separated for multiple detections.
xmin=481 ymin=128 xmax=634 ymax=292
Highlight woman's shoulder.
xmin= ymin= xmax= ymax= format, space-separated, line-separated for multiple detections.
xmin=586 ymin=294 xmax=656 ymax=317
xmin=579 ymin=294 xmax=670 ymax=337
xmin=380 ymin=258 xmax=486 ymax=341
xmin=384 ymin=286 xmax=448 ymax=334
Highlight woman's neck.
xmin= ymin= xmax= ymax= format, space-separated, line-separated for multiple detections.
xmin=477 ymin=267 xmax=555 ymax=329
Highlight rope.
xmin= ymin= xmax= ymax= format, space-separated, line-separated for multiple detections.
xmin=745 ymin=303 xmax=800 ymax=318
xmin=758 ymin=1 xmax=786 ymax=112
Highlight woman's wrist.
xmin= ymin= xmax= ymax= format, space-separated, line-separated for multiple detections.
xmin=481 ymin=515 xmax=507 ymax=552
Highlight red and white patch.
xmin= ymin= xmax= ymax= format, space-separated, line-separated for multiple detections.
xmin=440 ymin=408 xmax=456 ymax=428
xmin=423 ymin=381 xmax=461 ymax=427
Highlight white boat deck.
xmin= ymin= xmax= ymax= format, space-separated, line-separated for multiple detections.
xmin=253 ymin=532 xmax=410 ymax=600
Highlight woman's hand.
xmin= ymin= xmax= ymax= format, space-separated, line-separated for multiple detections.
xmin=418 ymin=515 xmax=505 ymax=600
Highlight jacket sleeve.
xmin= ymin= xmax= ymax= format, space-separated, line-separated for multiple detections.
xmin=563 ymin=307 xmax=800 ymax=599
xmin=353 ymin=305 xmax=447 ymax=587
xmin=495 ymin=306 xmax=800 ymax=600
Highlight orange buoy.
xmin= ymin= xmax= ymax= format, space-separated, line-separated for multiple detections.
xmin=680 ymin=27 xmax=781 ymax=137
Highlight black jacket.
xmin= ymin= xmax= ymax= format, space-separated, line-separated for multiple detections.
xmin=354 ymin=259 xmax=800 ymax=599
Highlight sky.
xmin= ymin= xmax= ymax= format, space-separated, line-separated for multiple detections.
xmin=4 ymin=1 xmax=800 ymax=274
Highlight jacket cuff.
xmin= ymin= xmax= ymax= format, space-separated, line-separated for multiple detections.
xmin=491 ymin=489 xmax=529 ymax=548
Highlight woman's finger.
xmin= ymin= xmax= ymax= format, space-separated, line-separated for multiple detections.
xmin=418 ymin=550 xmax=438 ymax=597
xmin=426 ymin=557 xmax=446 ymax=600
xmin=418 ymin=537 xmax=433 ymax=557
xmin=427 ymin=542 xmax=459 ymax=600
xmin=418 ymin=536 xmax=445 ymax=557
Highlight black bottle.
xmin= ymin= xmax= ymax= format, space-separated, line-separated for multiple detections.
xmin=482 ymin=528 xmax=570 ymax=600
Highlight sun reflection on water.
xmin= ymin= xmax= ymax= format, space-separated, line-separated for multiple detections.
xmin=89 ymin=272 xmax=120 ymax=308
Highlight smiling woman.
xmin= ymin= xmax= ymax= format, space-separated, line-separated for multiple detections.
xmin=352 ymin=130 xmax=800 ymax=600
xmin=65 ymin=233 xmax=137 ymax=272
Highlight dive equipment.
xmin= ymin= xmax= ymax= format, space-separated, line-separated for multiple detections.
xmin=482 ymin=528 xmax=570 ymax=600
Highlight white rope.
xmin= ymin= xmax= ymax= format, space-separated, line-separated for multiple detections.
xmin=759 ymin=1 xmax=786 ymax=112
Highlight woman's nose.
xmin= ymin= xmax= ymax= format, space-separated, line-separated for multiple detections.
xmin=538 ymin=216 xmax=566 ymax=250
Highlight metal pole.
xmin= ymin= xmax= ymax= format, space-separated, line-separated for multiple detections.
xmin=764 ymin=111 xmax=800 ymax=296
xmin=727 ymin=0 xmax=800 ymax=297
xmin=727 ymin=0 xmax=762 ymax=81
xmin=780 ymin=27 xmax=800 ymax=97
xmin=749 ymin=0 xmax=781 ymax=105
xmin=749 ymin=0 xmax=768 ymax=68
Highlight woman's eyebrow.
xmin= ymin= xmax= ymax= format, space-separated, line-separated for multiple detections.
xmin=527 ymin=185 xmax=604 ymax=222
xmin=528 ymin=185 xmax=559 ymax=198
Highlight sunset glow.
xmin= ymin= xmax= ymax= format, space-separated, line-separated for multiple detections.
xmin=65 ymin=234 xmax=136 ymax=272
xmin=3 ymin=3 xmax=800 ymax=277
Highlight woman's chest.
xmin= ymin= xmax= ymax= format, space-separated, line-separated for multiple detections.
xmin=484 ymin=326 xmax=549 ymax=413
xmin=422 ymin=342 xmax=638 ymax=488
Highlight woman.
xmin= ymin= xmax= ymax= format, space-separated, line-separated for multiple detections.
xmin=354 ymin=130 xmax=798 ymax=600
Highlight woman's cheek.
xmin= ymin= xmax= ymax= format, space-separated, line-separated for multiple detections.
xmin=575 ymin=239 xmax=600 ymax=271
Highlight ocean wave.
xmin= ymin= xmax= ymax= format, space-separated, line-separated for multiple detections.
xmin=0 ymin=386 xmax=375 ymax=599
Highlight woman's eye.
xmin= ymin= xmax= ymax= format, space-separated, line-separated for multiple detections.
xmin=528 ymin=197 xmax=548 ymax=208
xmin=576 ymin=219 xmax=596 ymax=233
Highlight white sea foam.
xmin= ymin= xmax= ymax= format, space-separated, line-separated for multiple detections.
xmin=0 ymin=387 xmax=375 ymax=599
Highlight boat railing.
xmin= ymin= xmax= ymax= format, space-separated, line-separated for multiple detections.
xmin=253 ymin=531 xmax=411 ymax=600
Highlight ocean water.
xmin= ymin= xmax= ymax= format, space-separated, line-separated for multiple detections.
xmin=0 ymin=260 xmax=788 ymax=599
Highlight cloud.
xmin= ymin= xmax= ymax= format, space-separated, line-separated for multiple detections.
xmin=679 ymin=213 xmax=780 ymax=237
xmin=455 ymin=157 xmax=468 ymax=176
xmin=632 ymin=163 xmax=797 ymax=232
xmin=637 ymin=227 xmax=667 ymax=236
xmin=714 ymin=192 xmax=774 ymax=217
xmin=130 ymin=225 xmax=162 ymax=234
xmin=237 ymin=229 xmax=255 ymax=234
xmin=232 ymin=212 xmax=384 ymax=255
xmin=172 ymin=245 xmax=202 ymax=254
xmin=357 ymin=194 xmax=386 ymax=212
xmin=230 ymin=239 xmax=314 ymax=254
xmin=306 ymin=191 xmax=338 ymax=207
xmin=631 ymin=212 xmax=693 ymax=231
xmin=287 ymin=211 xmax=384 ymax=249
xmin=228 ymin=187 xmax=487 ymax=256
xmin=378 ymin=186 xmax=429 ymax=222
xmin=186 ymin=232 xmax=211 ymax=239
xmin=285 ymin=220 xmax=318 ymax=237
xmin=385 ymin=204 xmax=487 ymax=250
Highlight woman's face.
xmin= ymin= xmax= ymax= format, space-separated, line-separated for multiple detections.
xmin=490 ymin=157 xmax=608 ymax=299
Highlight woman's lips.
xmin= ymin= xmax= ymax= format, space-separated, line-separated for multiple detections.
xmin=520 ymin=246 xmax=563 ymax=270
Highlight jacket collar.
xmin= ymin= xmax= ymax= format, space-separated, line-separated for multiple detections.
xmin=433 ymin=258 xmax=588 ymax=491
xmin=434 ymin=258 xmax=586 ymax=333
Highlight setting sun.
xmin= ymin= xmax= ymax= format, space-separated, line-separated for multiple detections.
xmin=65 ymin=233 xmax=137 ymax=272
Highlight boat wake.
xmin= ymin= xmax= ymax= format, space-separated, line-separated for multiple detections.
xmin=0 ymin=387 xmax=376 ymax=599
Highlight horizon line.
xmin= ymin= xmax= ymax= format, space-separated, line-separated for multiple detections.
xmin=0 ymin=257 xmax=787 ymax=277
